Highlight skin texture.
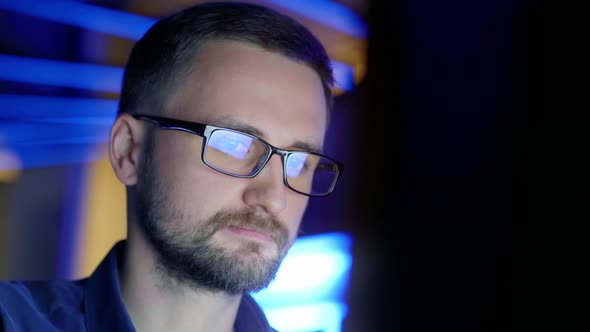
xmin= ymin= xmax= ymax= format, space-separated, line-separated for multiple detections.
xmin=108 ymin=40 xmax=328 ymax=332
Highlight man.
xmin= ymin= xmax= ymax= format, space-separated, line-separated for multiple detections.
xmin=0 ymin=2 xmax=343 ymax=332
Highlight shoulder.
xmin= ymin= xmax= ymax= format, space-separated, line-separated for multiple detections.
xmin=0 ymin=279 xmax=87 ymax=331
xmin=0 ymin=279 xmax=86 ymax=310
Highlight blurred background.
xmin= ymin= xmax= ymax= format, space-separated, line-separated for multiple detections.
xmin=4 ymin=1 xmax=580 ymax=332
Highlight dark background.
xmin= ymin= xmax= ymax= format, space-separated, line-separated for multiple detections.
xmin=345 ymin=0 xmax=587 ymax=331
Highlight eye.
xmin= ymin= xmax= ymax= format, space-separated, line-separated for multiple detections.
xmin=209 ymin=131 xmax=254 ymax=160
xmin=286 ymin=153 xmax=309 ymax=178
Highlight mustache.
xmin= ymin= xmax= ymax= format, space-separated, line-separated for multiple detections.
xmin=206 ymin=209 xmax=289 ymax=250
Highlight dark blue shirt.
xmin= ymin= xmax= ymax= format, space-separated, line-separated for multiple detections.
xmin=0 ymin=242 xmax=276 ymax=332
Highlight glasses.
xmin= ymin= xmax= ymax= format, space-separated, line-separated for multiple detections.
xmin=134 ymin=115 xmax=343 ymax=197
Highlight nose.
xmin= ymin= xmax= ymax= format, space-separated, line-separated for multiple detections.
xmin=242 ymin=155 xmax=287 ymax=216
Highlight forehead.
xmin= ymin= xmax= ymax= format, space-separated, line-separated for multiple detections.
xmin=166 ymin=40 xmax=328 ymax=148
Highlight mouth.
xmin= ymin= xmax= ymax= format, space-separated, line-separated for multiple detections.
xmin=226 ymin=225 xmax=274 ymax=242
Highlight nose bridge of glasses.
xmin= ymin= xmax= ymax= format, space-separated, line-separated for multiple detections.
xmin=262 ymin=150 xmax=285 ymax=175
xmin=269 ymin=145 xmax=289 ymax=159
xmin=268 ymin=146 xmax=294 ymax=173
xmin=244 ymin=152 xmax=287 ymax=204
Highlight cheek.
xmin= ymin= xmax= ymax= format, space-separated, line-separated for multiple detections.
xmin=152 ymin=135 xmax=230 ymax=211
xmin=160 ymin=166 xmax=239 ymax=215
xmin=283 ymin=194 xmax=309 ymax=233
xmin=280 ymin=198 xmax=308 ymax=256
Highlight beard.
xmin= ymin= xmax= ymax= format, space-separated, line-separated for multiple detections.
xmin=134 ymin=136 xmax=291 ymax=295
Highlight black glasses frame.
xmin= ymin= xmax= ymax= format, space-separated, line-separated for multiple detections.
xmin=133 ymin=114 xmax=343 ymax=197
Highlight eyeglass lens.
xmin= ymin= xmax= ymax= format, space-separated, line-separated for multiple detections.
xmin=204 ymin=129 xmax=338 ymax=195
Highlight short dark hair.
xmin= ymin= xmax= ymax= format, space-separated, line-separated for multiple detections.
xmin=119 ymin=2 xmax=334 ymax=116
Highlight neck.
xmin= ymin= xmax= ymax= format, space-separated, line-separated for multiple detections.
xmin=119 ymin=220 xmax=241 ymax=332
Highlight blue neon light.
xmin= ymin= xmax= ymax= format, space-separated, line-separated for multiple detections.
xmin=0 ymin=94 xmax=118 ymax=121
xmin=0 ymin=0 xmax=358 ymax=92
xmin=0 ymin=55 xmax=353 ymax=92
xmin=0 ymin=0 xmax=365 ymax=39
xmin=253 ymin=232 xmax=352 ymax=306
xmin=264 ymin=301 xmax=348 ymax=332
xmin=262 ymin=0 xmax=368 ymax=38
xmin=0 ymin=143 xmax=105 ymax=171
xmin=0 ymin=55 xmax=123 ymax=93
xmin=253 ymin=232 xmax=353 ymax=332
xmin=0 ymin=95 xmax=115 ymax=169
xmin=0 ymin=94 xmax=118 ymax=122
xmin=0 ymin=0 xmax=155 ymax=40
xmin=331 ymin=60 xmax=355 ymax=91
xmin=0 ymin=121 xmax=110 ymax=146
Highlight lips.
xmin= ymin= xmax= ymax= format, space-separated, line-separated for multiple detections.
xmin=227 ymin=225 xmax=274 ymax=242
xmin=208 ymin=208 xmax=289 ymax=249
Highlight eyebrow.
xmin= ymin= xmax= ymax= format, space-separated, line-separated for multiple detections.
xmin=290 ymin=141 xmax=323 ymax=154
xmin=213 ymin=118 xmax=323 ymax=154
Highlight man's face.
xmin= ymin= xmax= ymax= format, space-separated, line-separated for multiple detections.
xmin=134 ymin=40 xmax=328 ymax=294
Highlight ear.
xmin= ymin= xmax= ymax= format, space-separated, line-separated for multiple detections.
xmin=108 ymin=113 xmax=146 ymax=186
